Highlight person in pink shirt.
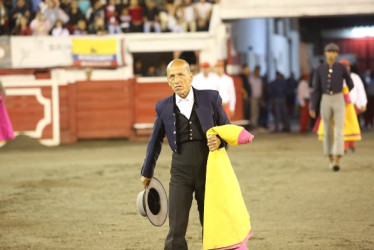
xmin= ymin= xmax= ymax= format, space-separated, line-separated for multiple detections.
xmin=30 ymin=11 xmax=52 ymax=35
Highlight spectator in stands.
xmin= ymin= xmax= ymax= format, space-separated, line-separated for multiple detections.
xmin=181 ymin=0 xmax=196 ymax=32
xmin=195 ymin=0 xmax=211 ymax=31
xmin=30 ymin=11 xmax=51 ymax=35
xmin=268 ymin=71 xmax=290 ymax=132
xmin=108 ymin=16 xmax=121 ymax=33
xmin=44 ymin=0 xmax=69 ymax=27
xmin=77 ymin=0 xmax=90 ymax=16
xmin=74 ymin=18 xmax=87 ymax=34
xmin=239 ymin=64 xmax=252 ymax=121
xmin=297 ymin=73 xmax=312 ymax=132
xmin=159 ymin=1 xmax=182 ymax=32
xmin=143 ymin=0 xmax=161 ymax=33
xmin=12 ymin=15 xmax=31 ymax=35
xmin=10 ymin=0 xmax=31 ymax=31
xmin=52 ymin=19 xmax=69 ymax=35
xmin=128 ymin=0 xmax=143 ymax=32
xmin=105 ymin=0 xmax=117 ymax=24
xmin=119 ymin=7 xmax=131 ymax=33
xmin=249 ymin=65 xmax=263 ymax=128
xmin=146 ymin=64 xmax=157 ymax=76
xmin=364 ymin=69 xmax=374 ymax=128
xmin=60 ymin=0 xmax=72 ymax=12
xmin=134 ymin=59 xmax=144 ymax=76
xmin=215 ymin=61 xmax=236 ymax=119
xmin=192 ymin=62 xmax=220 ymax=91
xmin=0 ymin=0 xmax=9 ymax=35
xmin=89 ymin=15 xmax=107 ymax=35
xmin=67 ymin=0 xmax=84 ymax=30
xmin=286 ymin=72 xmax=298 ymax=116
xmin=86 ymin=0 xmax=105 ymax=29
xmin=156 ymin=60 xmax=167 ymax=76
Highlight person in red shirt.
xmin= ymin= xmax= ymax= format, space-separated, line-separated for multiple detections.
xmin=12 ymin=15 xmax=31 ymax=35
xmin=128 ymin=0 xmax=143 ymax=32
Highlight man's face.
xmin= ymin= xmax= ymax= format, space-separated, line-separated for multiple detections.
xmin=167 ymin=64 xmax=193 ymax=98
xmin=254 ymin=67 xmax=260 ymax=76
xmin=324 ymin=51 xmax=338 ymax=63
xmin=215 ymin=66 xmax=224 ymax=76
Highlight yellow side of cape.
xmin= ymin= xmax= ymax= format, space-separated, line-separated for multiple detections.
xmin=203 ymin=125 xmax=251 ymax=250
xmin=317 ymin=86 xmax=361 ymax=141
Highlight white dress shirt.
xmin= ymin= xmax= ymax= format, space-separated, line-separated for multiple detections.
xmin=192 ymin=72 xmax=220 ymax=91
xmin=297 ymin=79 xmax=311 ymax=107
xmin=218 ymin=74 xmax=236 ymax=112
xmin=176 ymin=87 xmax=194 ymax=119
xmin=349 ymin=72 xmax=367 ymax=109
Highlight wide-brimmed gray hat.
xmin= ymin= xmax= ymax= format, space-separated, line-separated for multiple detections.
xmin=137 ymin=177 xmax=168 ymax=227
xmin=324 ymin=43 xmax=339 ymax=52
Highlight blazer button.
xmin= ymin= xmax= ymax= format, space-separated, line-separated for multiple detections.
xmin=173 ymin=113 xmax=175 ymax=116
xmin=174 ymin=149 xmax=177 ymax=152
xmin=173 ymin=131 xmax=176 ymax=134
xmin=189 ymin=121 xmax=192 ymax=124
xmin=174 ymin=140 xmax=176 ymax=144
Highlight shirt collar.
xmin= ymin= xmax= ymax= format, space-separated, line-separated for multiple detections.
xmin=176 ymin=87 xmax=194 ymax=103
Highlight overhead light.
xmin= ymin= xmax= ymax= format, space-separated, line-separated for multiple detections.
xmin=351 ymin=27 xmax=374 ymax=37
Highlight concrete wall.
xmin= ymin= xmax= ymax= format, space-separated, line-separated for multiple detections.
xmin=220 ymin=0 xmax=374 ymax=19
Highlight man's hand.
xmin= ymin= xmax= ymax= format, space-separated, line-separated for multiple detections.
xmin=141 ymin=176 xmax=151 ymax=188
xmin=207 ymin=134 xmax=221 ymax=152
xmin=309 ymin=110 xmax=316 ymax=118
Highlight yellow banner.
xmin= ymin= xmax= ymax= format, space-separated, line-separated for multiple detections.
xmin=72 ymin=39 xmax=117 ymax=55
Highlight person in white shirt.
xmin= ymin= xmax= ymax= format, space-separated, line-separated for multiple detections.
xmin=192 ymin=62 xmax=220 ymax=91
xmin=215 ymin=61 xmax=236 ymax=119
xmin=339 ymin=59 xmax=367 ymax=153
xmin=194 ymin=0 xmax=212 ymax=31
xmin=249 ymin=65 xmax=263 ymax=128
xmin=297 ymin=74 xmax=312 ymax=132
xmin=51 ymin=19 xmax=70 ymax=36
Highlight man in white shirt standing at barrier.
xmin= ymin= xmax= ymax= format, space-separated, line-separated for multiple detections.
xmin=215 ymin=61 xmax=236 ymax=119
xmin=192 ymin=62 xmax=220 ymax=91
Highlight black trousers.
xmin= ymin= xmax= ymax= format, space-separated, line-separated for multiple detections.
xmin=164 ymin=141 xmax=209 ymax=250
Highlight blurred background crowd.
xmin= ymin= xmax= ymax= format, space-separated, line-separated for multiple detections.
xmin=0 ymin=0 xmax=219 ymax=36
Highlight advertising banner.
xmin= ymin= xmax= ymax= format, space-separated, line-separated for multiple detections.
xmin=11 ymin=37 xmax=72 ymax=68
xmin=72 ymin=38 xmax=122 ymax=67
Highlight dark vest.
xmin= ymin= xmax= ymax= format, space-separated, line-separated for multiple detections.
xmin=175 ymin=104 xmax=205 ymax=145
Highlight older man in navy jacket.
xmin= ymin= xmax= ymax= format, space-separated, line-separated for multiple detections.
xmin=140 ymin=59 xmax=230 ymax=249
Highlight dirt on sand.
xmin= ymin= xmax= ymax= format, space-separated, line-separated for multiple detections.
xmin=0 ymin=132 xmax=373 ymax=250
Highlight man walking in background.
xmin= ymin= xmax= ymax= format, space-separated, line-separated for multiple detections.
xmin=309 ymin=43 xmax=354 ymax=171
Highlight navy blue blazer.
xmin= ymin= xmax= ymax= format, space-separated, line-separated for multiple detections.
xmin=141 ymin=88 xmax=230 ymax=178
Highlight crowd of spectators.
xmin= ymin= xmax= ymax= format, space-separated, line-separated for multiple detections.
xmin=0 ymin=0 xmax=218 ymax=36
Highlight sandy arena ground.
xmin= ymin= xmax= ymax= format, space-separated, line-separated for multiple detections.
xmin=0 ymin=131 xmax=373 ymax=250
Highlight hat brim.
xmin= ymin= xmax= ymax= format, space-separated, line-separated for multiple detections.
xmin=137 ymin=177 xmax=168 ymax=227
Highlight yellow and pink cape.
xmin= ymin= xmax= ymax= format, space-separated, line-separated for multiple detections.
xmin=204 ymin=124 xmax=254 ymax=250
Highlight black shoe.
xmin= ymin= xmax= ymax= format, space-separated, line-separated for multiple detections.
xmin=349 ymin=146 xmax=355 ymax=153
xmin=332 ymin=165 xmax=340 ymax=172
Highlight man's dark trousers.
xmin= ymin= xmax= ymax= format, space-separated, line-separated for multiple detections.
xmin=164 ymin=141 xmax=209 ymax=250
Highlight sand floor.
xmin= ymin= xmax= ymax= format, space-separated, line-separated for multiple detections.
xmin=0 ymin=131 xmax=373 ymax=250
